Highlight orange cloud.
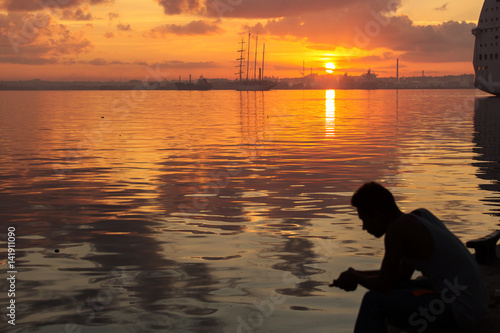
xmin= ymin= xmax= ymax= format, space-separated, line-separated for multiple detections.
xmin=146 ymin=20 xmax=223 ymax=37
xmin=0 ymin=0 xmax=113 ymax=12
xmin=154 ymin=60 xmax=220 ymax=69
xmin=0 ymin=12 xmax=93 ymax=64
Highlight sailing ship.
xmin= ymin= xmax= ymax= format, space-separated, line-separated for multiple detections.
xmin=472 ymin=0 xmax=500 ymax=95
xmin=175 ymin=75 xmax=212 ymax=91
xmin=235 ymin=33 xmax=277 ymax=91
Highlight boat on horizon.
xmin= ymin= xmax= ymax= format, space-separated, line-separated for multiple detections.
xmin=472 ymin=0 xmax=500 ymax=95
xmin=175 ymin=75 xmax=212 ymax=91
xmin=236 ymin=79 xmax=277 ymax=91
xmin=235 ymin=33 xmax=277 ymax=91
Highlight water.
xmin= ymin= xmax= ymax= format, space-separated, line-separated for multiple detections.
xmin=0 ymin=89 xmax=499 ymax=333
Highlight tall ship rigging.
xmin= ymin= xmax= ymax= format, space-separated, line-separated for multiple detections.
xmin=472 ymin=0 xmax=500 ymax=95
xmin=235 ymin=33 xmax=277 ymax=91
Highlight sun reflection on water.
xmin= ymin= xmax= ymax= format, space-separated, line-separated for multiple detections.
xmin=325 ymin=89 xmax=336 ymax=138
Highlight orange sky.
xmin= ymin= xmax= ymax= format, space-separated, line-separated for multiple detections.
xmin=0 ymin=0 xmax=485 ymax=81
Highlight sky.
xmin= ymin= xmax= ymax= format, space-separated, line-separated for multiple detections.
xmin=0 ymin=0 xmax=486 ymax=81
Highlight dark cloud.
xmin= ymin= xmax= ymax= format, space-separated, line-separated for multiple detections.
xmin=155 ymin=0 xmax=401 ymax=19
xmin=376 ymin=18 xmax=475 ymax=62
xmin=0 ymin=0 xmax=113 ymax=12
xmin=104 ymin=32 xmax=114 ymax=38
xmin=117 ymin=23 xmax=132 ymax=31
xmin=108 ymin=12 xmax=119 ymax=20
xmin=355 ymin=52 xmax=394 ymax=63
xmin=86 ymin=57 xmax=125 ymax=65
xmin=152 ymin=0 xmax=470 ymax=64
xmin=61 ymin=7 xmax=94 ymax=20
xmin=247 ymin=4 xmax=474 ymax=63
xmin=146 ymin=20 xmax=223 ymax=37
xmin=156 ymin=0 xmax=204 ymax=15
xmin=435 ymin=3 xmax=448 ymax=11
xmin=157 ymin=60 xmax=220 ymax=68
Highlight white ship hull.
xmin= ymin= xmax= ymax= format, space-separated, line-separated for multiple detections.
xmin=473 ymin=0 xmax=500 ymax=95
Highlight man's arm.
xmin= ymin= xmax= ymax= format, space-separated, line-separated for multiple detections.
xmin=351 ymin=246 xmax=403 ymax=292
xmin=353 ymin=263 xmax=413 ymax=282
xmin=332 ymin=222 xmax=410 ymax=292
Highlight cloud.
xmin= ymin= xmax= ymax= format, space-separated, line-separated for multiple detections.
xmin=61 ymin=7 xmax=94 ymax=20
xmin=155 ymin=0 xmax=401 ymax=19
xmin=355 ymin=52 xmax=394 ymax=63
xmin=0 ymin=0 xmax=114 ymax=12
xmin=86 ymin=57 xmax=125 ymax=65
xmin=0 ymin=55 xmax=58 ymax=65
xmin=146 ymin=20 xmax=223 ymax=37
xmin=75 ymin=58 xmax=220 ymax=69
xmin=435 ymin=3 xmax=448 ymax=11
xmin=0 ymin=12 xmax=93 ymax=64
xmin=155 ymin=60 xmax=220 ymax=69
xmin=211 ymin=0 xmax=400 ymax=19
xmin=245 ymin=3 xmax=474 ymax=64
xmin=117 ymin=22 xmax=132 ymax=31
xmin=396 ymin=22 xmax=474 ymax=62
xmin=108 ymin=12 xmax=119 ymax=20
xmin=104 ymin=32 xmax=114 ymax=38
xmin=156 ymin=0 xmax=205 ymax=15
xmin=152 ymin=0 xmax=471 ymax=64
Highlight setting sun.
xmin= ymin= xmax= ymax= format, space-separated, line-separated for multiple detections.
xmin=325 ymin=62 xmax=336 ymax=74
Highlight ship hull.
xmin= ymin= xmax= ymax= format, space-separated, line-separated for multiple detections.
xmin=473 ymin=1 xmax=500 ymax=95
xmin=235 ymin=81 xmax=277 ymax=91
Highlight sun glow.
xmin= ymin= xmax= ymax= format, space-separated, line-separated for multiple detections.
xmin=325 ymin=62 xmax=336 ymax=74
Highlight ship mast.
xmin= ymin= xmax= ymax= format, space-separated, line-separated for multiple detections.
xmin=236 ymin=37 xmax=245 ymax=82
xmin=246 ymin=33 xmax=251 ymax=81
xmin=262 ymin=43 xmax=265 ymax=82
xmin=254 ymin=34 xmax=258 ymax=81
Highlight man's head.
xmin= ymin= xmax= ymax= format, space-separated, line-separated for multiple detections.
xmin=351 ymin=182 xmax=400 ymax=238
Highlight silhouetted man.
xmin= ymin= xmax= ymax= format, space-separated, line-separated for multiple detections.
xmin=331 ymin=182 xmax=489 ymax=332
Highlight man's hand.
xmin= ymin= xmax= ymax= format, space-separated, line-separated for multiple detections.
xmin=330 ymin=267 xmax=358 ymax=291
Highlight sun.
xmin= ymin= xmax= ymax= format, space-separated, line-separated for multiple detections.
xmin=325 ymin=62 xmax=336 ymax=74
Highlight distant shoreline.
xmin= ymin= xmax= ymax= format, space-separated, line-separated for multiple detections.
xmin=0 ymin=74 xmax=475 ymax=91
xmin=0 ymin=86 xmax=477 ymax=91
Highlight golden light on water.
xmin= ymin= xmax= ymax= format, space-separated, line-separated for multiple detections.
xmin=325 ymin=89 xmax=336 ymax=138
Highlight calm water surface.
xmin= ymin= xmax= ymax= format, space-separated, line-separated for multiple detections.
xmin=0 ymin=89 xmax=499 ymax=332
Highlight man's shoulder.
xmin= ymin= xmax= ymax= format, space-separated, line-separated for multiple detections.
xmin=395 ymin=213 xmax=421 ymax=228
xmin=408 ymin=208 xmax=433 ymax=217
xmin=387 ymin=213 xmax=428 ymax=238
xmin=387 ymin=212 xmax=435 ymax=258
